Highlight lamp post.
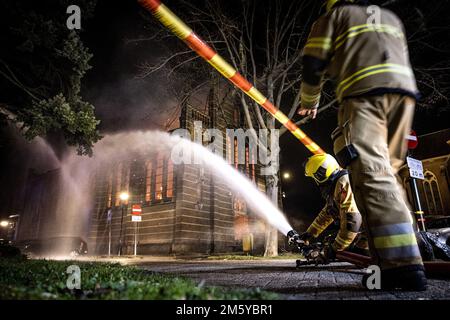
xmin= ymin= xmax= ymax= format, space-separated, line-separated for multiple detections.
xmin=9 ymin=214 xmax=20 ymax=242
xmin=118 ymin=192 xmax=129 ymax=256
xmin=0 ymin=220 xmax=10 ymax=241
xmin=106 ymin=209 xmax=112 ymax=256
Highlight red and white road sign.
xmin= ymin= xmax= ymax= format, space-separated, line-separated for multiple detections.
xmin=132 ymin=204 xmax=142 ymax=215
xmin=406 ymin=130 xmax=419 ymax=150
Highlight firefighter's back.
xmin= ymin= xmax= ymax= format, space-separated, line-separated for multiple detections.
xmin=327 ymin=4 xmax=418 ymax=101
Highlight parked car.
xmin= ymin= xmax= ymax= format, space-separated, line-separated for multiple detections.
xmin=15 ymin=237 xmax=88 ymax=257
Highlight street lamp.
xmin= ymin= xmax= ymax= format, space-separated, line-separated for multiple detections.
xmin=0 ymin=220 xmax=10 ymax=241
xmin=282 ymin=172 xmax=291 ymax=180
xmin=118 ymin=191 xmax=129 ymax=256
xmin=119 ymin=192 xmax=129 ymax=202
xmin=8 ymin=215 xmax=20 ymax=241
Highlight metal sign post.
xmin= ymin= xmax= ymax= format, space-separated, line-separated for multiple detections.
xmin=135 ymin=223 xmax=138 ymax=256
xmin=108 ymin=223 xmax=112 ymax=256
xmin=106 ymin=209 xmax=112 ymax=256
xmin=131 ymin=204 xmax=142 ymax=256
xmin=131 ymin=215 xmax=142 ymax=256
xmin=406 ymin=156 xmax=426 ymax=231
xmin=118 ymin=205 xmax=125 ymax=256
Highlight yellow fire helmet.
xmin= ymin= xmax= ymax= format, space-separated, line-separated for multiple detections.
xmin=325 ymin=0 xmax=355 ymax=13
xmin=304 ymin=153 xmax=340 ymax=184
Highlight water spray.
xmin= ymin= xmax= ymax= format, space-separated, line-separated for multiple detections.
xmin=39 ymin=130 xmax=294 ymax=255
xmin=138 ymin=0 xmax=317 ymax=242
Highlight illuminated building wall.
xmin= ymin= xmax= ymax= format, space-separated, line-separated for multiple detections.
xmin=88 ymin=81 xmax=271 ymax=255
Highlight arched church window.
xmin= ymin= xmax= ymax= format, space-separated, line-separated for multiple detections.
xmin=422 ymin=170 xmax=444 ymax=215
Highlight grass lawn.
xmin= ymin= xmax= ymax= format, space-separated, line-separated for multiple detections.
xmin=0 ymin=258 xmax=278 ymax=300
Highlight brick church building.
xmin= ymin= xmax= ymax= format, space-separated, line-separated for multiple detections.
xmin=87 ymin=82 xmax=272 ymax=255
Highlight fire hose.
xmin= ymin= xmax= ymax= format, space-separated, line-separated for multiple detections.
xmin=295 ymin=241 xmax=327 ymax=267
xmin=336 ymin=251 xmax=450 ymax=279
xmin=294 ymin=241 xmax=450 ymax=278
xmin=288 ymin=230 xmax=333 ymax=267
xmin=289 ymin=230 xmax=450 ymax=277
xmin=139 ymin=0 xmax=324 ymax=155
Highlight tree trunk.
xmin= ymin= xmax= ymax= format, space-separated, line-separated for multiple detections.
xmin=263 ymin=76 xmax=279 ymax=257
xmin=264 ymin=174 xmax=279 ymax=257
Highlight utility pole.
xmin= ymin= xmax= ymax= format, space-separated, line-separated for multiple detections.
xmin=134 ymin=222 xmax=138 ymax=256
xmin=118 ymin=204 xmax=124 ymax=256
xmin=409 ymin=177 xmax=426 ymax=231
xmin=405 ymin=131 xmax=426 ymax=232
xmin=107 ymin=209 xmax=112 ymax=256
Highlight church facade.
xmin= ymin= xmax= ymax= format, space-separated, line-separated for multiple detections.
xmin=87 ymin=83 xmax=273 ymax=255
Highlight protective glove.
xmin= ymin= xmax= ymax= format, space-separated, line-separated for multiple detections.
xmin=297 ymin=106 xmax=318 ymax=119
xmin=298 ymin=232 xmax=314 ymax=245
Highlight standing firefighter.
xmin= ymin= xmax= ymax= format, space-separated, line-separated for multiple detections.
xmin=297 ymin=0 xmax=426 ymax=290
xmin=297 ymin=154 xmax=363 ymax=261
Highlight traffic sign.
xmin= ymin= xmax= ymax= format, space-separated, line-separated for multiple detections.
xmin=132 ymin=204 xmax=142 ymax=215
xmin=132 ymin=215 xmax=142 ymax=222
xmin=406 ymin=130 xmax=419 ymax=150
xmin=406 ymin=157 xmax=424 ymax=180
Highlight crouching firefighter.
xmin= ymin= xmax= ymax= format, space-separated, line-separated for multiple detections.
xmin=296 ymin=0 xmax=426 ymax=291
xmin=289 ymin=154 xmax=363 ymax=263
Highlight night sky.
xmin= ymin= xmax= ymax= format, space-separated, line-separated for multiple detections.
xmin=1 ymin=0 xmax=450 ymax=227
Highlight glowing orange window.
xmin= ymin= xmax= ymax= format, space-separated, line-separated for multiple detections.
xmin=166 ymin=158 xmax=174 ymax=198
xmin=226 ymin=135 xmax=232 ymax=164
xmin=250 ymin=146 xmax=256 ymax=182
xmin=145 ymin=160 xmax=152 ymax=202
xmin=155 ymin=153 xmax=164 ymax=200
xmin=106 ymin=172 xmax=113 ymax=207
xmin=245 ymin=145 xmax=250 ymax=177
xmin=234 ymin=138 xmax=238 ymax=169
xmin=114 ymin=162 xmax=123 ymax=206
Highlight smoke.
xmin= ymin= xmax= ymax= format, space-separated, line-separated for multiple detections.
xmin=87 ymin=76 xmax=179 ymax=132
xmin=81 ymin=0 xmax=182 ymax=133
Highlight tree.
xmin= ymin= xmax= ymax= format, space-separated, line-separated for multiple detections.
xmin=0 ymin=0 xmax=101 ymax=156
xmin=388 ymin=0 xmax=450 ymax=109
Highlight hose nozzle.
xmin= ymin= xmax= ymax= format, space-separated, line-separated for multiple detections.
xmin=287 ymin=230 xmax=302 ymax=249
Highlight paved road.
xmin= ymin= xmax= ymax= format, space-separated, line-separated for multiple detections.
xmin=124 ymin=258 xmax=450 ymax=300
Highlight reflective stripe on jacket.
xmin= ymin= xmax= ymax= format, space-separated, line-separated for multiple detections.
xmin=300 ymin=4 xmax=418 ymax=107
xmin=306 ymin=173 xmax=362 ymax=251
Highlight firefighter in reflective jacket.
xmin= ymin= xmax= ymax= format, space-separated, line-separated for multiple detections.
xmin=297 ymin=0 xmax=426 ymax=290
xmin=300 ymin=154 xmax=362 ymax=261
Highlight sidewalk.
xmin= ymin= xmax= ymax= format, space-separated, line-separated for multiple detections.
xmin=122 ymin=258 xmax=450 ymax=300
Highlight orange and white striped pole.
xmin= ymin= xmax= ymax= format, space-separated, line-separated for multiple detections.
xmin=139 ymin=0 xmax=324 ymax=155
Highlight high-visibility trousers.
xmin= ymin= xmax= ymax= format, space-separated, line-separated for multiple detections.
xmin=334 ymin=93 xmax=423 ymax=270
